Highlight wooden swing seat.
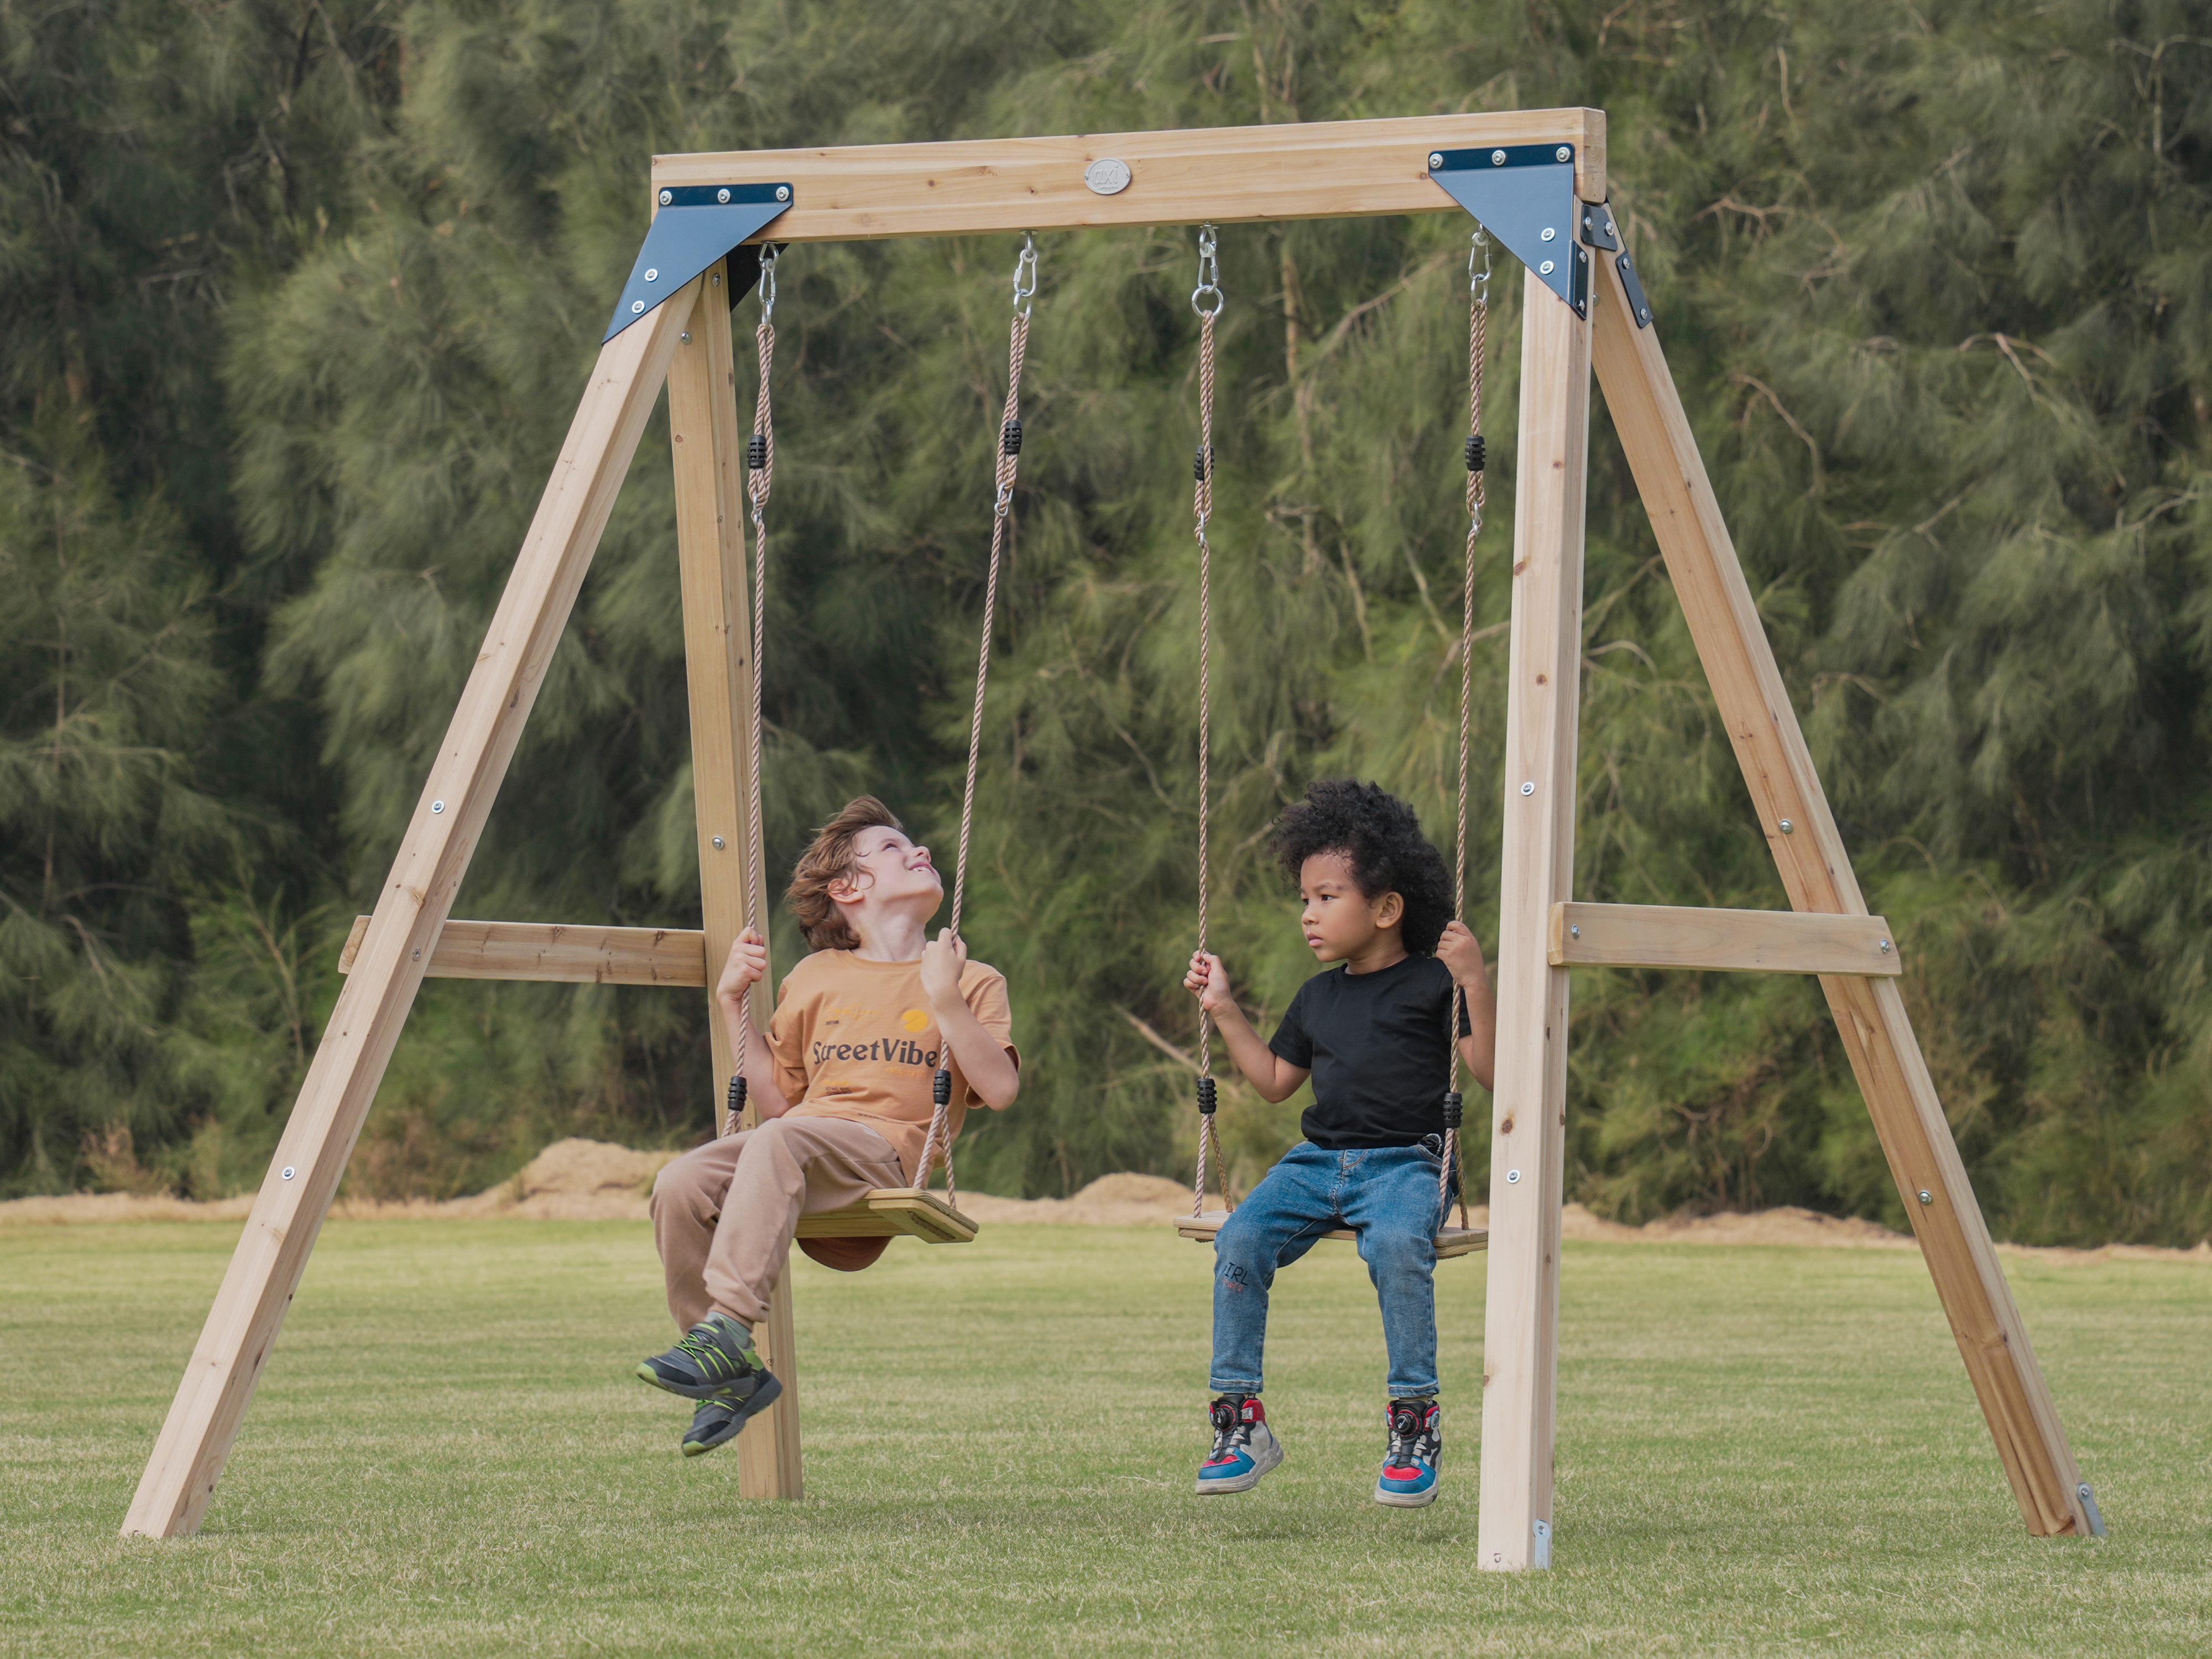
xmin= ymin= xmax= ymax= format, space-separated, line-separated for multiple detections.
xmin=1176 ymin=1210 xmax=1488 ymax=1259
xmin=796 ymin=1187 xmax=978 ymax=1244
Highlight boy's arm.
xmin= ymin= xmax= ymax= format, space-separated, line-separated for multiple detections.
xmin=1438 ymin=920 xmax=1498 ymax=1093
xmin=716 ymin=930 xmax=794 ymax=1119
xmin=921 ymin=931 xmax=1020 ymax=1109
xmin=1184 ymin=952 xmax=1310 ymax=1103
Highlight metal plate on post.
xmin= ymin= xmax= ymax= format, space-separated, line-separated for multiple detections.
xmin=604 ymin=184 xmax=793 ymax=342
xmin=1426 ymin=145 xmax=1587 ymax=316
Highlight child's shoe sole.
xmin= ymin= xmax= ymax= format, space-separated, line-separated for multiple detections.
xmin=680 ymin=1373 xmax=783 ymax=1456
xmin=1194 ymin=1437 xmax=1283 ymax=1495
xmin=1373 ymin=1476 xmax=1440 ymax=1507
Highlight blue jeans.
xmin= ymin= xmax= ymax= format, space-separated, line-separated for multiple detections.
xmin=1210 ymin=1139 xmax=1452 ymax=1399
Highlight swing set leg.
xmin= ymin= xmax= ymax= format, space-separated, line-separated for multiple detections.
xmin=122 ymin=282 xmax=706 ymax=1539
xmin=1477 ymin=268 xmax=1593 ymax=1574
xmin=667 ymin=255 xmax=804 ymax=1500
xmin=1584 ymin=249 xmax=2089 ymax=1538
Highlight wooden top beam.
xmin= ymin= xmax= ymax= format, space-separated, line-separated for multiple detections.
xmin=652 ymin=110 xmax=1605 ymax=242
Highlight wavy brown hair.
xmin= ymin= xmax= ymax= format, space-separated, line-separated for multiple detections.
xmin=787 ymin=795 xmax=905 ymax=951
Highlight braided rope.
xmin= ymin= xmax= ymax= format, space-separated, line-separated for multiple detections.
xmin=917 ymin=242 xmax=1036 ymax=1206
xmin=1189 ymin=230 xmax=1228 ymax=1222
xmin=1440 ymin=237 xmax=1489 ymax=1227
xmin=728 ymin=259 xmax=776 ymax=1137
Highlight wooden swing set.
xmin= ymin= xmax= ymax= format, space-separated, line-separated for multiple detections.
xmin=124 ymin=109 xmax=2102 ymax=1567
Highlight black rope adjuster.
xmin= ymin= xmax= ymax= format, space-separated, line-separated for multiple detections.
xmin=727 ymin=1071 xmax=748 ymax=1120
xmin=1002 ymin=418 xmax=1022 ymax=457
xmin=1193 ymin=444 xmax=1212 ymax=483
xmin=1197 ymin=1076 xmax=1218 ymax=1116
xmin=1464 ymin=434 xmax=1485 ymax=473
xmin=747 ymin=434 xmax=767 ymax=471
xmin=933 ymin=1068 xmax=953 ymax=1109
xmin=1441 ymin=1090 xmax=1463 ymax=1129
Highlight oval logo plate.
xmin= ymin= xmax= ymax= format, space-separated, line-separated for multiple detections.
xmin=1083 ymin=158 xmax=1132 ymax=196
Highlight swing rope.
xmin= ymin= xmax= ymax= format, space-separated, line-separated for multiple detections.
xmin=915 ymin=235 xmax=1040 ymax=1207
xmin=1188 ymin=226 xmax=1234 ymax=1222
xmin=1438 ymin=228 xmax=1490 ymax=1229
xmin=726 ymin=247 xmax=779 ymax=1138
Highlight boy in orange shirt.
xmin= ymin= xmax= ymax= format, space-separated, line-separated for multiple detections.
xmin=637 ymin=796 xmax=1020 ymax=1454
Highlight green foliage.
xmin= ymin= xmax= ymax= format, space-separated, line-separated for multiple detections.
xmin=1 ymin=0 xmax=2205 ymax=1241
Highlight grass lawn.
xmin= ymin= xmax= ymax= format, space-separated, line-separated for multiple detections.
xmin=2 ymin=1217 xmax=2207 ymax=1657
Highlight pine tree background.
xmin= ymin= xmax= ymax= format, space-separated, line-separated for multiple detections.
xmin=2 ymin=0 xmax=2205 ymax=1244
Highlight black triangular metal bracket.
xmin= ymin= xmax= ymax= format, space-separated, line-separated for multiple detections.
xmin=603 ymin=184 xmax=793 ymax=342
xmin=1426 ymin=145 xmax=1588 ymax=317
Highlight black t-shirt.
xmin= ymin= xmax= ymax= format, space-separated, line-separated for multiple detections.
xmin=1267 ymin=953 xmax=1468 ymax=1149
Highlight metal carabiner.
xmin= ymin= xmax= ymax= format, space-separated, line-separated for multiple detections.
xmin=757 ymin=243 xmax=779 ymax=322
xmin=1191 ymin=223 xmax=1224 ymax=317
xmin=1469 ymin=226 xmax=1490 ymax=309
xmin=1011 ymin=234 xmax=1039 ymax=316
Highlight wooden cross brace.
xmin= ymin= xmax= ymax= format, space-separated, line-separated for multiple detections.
xmin=122 ymin=111 xmax=2093 ymax=1561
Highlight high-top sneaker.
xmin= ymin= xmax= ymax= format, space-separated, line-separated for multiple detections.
xmin=1374 ymin=1397 xmax=1443 ymax=1507
xmin=1194 ymin=1394 xmax=1284 ymax=1495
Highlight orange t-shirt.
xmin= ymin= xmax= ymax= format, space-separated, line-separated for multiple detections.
xmin=769 ymin=950 xmax=1018 ymax=1183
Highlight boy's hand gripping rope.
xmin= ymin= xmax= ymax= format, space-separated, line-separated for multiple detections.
xmin=727 ymin=247 xmax=779 ymax=1138
xmin=915 ymin=235 xmax=1037 ymax=1206
xmin=1188 ymin=226 xmax=1234 ymax=1222
xmin=1439 ymin=228 xmax=1489 ymax=1227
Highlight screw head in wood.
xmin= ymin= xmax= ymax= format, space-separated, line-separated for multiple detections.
xmin=644 ymin=268 xmax=659 ymax=283
xmin=1506 ymin=1168 xmax=1521 ymax=1184
xmin=1556 ymin=146 xmax=1572 ymax=161
xmin=1880 ymin=939 xmax=1892 ymax=953
xmin=1540 ymin=259 xmax=1556 ymax=275
xmin=659 ymin=189 xmax=672 ymax=205
xmin=712 ymin=836 xmax=726 ymax=849
xmin=1430 ymin=152 xmax=1443 ymax=169
xmin=1778 ymin=818 xmax=1794 ymax=833
xmin=680 ymin=331 xmax=691 ymax=345
xmin=1541 ymin=227 xmax=1557 ymax=242
xmin=1569 ymin=925 xmax=1580 ymax=938
xmin=776 ymin=186 xmax=790 ymax=201
xmin=717 ymin=187 xmax=731 ymax=204
xmin=1918 ymin=1189 xmax=1934 ymax=1204
xmin=631 ymin=300 xmax=645 ymax=314
xmin=282 ymin=1167 xmax=295 ymax=1180
xmin=1491 ymin=149 xmax=1506 ymax=165
xmin=431 ymin=800 xmax=445 ymax=813
xmin=1521 ymin=781 xmax=1535 ymax=795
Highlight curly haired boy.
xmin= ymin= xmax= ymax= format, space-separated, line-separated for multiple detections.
xmin=1183 ymin=779 xmax=1495 ymax=1506
xmin=635 ymin=796 xmax=1019 ymax=1455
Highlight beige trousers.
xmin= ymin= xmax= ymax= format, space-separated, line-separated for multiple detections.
xmin=649 ymin=1115 xmax=906 ymax=1331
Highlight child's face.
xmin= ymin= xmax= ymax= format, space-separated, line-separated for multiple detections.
xmin=1297 ymin=852 xmax=1404 ymax=963
xmin=835 ymin=826 xmax=945 ymax=914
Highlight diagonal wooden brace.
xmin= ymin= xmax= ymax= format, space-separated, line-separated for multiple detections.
xmin=1587 ymin=246 xmax=2089 ymax=1537
xmin=121 ymin=279 xmax=706 ymax=1540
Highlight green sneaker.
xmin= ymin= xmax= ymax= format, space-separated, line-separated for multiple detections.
xmin=636 ymin=1311 xmax=774 ymax=1401
xmin=681 ymin=1379 xmax=782 ymax=1457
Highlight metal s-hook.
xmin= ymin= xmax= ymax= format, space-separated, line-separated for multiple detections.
xmin=1191 ymin=223 xmax=1224 ymax=317
xmin=757 ymin=243 xmax=779 ymax=322
xmin=1469 ymin=225 xmax=1491 ymax=309
xmin=1011 ymin=233 xmax=1039 ymax=315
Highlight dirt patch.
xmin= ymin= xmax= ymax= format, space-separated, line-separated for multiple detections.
xmin=0 ymin=1138 xmax=680 ymax=1227
xmin=6 ymin=1152 xmax=2209 ymax=1264
xmin=960 ymin=1173 xmax=1197 ymax=1227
